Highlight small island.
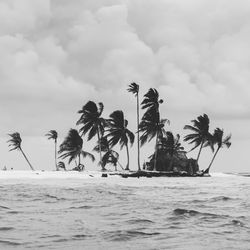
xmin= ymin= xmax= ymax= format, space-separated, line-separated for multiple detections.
xmin=7 ymin=84 xmax=231 ymax=177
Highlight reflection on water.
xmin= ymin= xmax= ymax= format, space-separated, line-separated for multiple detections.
xmin=0 ymin=174 xmax=249 ymax=249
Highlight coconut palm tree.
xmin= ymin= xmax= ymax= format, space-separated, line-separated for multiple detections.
xmin=204 ymin=128 xmax=231 ymax=173
xmin=183 ymin=114 xmax=211 ymax=162
xmin=7 ymin=132 xmax=35 ymax=171
xmin=158 ymin=132 xmax=186 ymax=170
xmin=58 ymin=129 xmax=95 ymax=169
xmin=127 ymin=82 xmax=141 ymax=171
xmin=139 ymin=88 xmax=167 ymax=171
xmin=139 ymin=111 xmax=169 ymax=170
xmin=93 ymin=137 xmax=123 ymax=171
xmin=45 ymin=130 xmax=58 ymax=171
xmin=106 ymin=110 xmax=134 ymax=170
xmin=76 ymin=101 xmax=106 ymax=170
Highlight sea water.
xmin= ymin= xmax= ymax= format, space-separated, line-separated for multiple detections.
xmin=0 ymin=172 xmax=249 ymax=250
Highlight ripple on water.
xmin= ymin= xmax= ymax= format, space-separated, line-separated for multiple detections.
xmin=0 ymin=227 xmax=14 ymax=231
xmin=104 ymin=230 xmax=161 ymax=242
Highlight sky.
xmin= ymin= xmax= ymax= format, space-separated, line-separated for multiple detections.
xmin=0 ymin=0 xmax=250 ymax=172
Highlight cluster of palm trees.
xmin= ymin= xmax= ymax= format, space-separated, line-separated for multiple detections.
xmin=6 ymin=84 xmax=231 ymax=174
xmin=184 ymin=114 xmax=232 ymax=173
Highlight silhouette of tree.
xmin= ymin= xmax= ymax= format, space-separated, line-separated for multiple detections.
xmin=77 ymin=101 xmax=106 ymax=170
xmin=58 ymin=129 xmax=95 ymax=169
xmin=204 ymin=128 xmax=231 ymax=173
xmin=57 ymin=161 xmax=66 ymax=171
xmin=106 ymin=110 xmax=134 ymax=170
xmin=7 ymin=132 xmax=35 ymax=171
xmin=158 ymin=132 xmax=186 ymax=169
xmin=127 ymin=82 xmax=141 ymax=171
xmin=93 ymin=137 xmax=122 ymax=171
xmin=139 ymin=88 xmax=168 ymax=170
xmin=45 ymin=130 xmax=58 ymax=171
xmin=184 ymin=114 xmax=211 ymax=162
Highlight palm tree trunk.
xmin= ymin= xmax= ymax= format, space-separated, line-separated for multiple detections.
xmin=55 ymin=140 xmax=58 ymax=171
xmin=153 ymin=131 xmax=158 ymax=171
xmin=204 ymin=147 xmax=220 ymax=173
xmin=196 ymin=140 xmax=204 ymax=162
xmin=137 ymin=94 xmax=141 ymax=171
xmin=97 ymin=129 xmax=104 ymax=170
xmin=20 ymin=148 xmax=34 ymax=171
xmin=125 ymin=143 xmax=130 ymax=170
xmin=78 ymin=154 xmax=81 ymax=166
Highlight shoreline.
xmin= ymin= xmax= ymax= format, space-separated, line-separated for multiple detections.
xmin=0 ymin=170 xmax=235 ymax=179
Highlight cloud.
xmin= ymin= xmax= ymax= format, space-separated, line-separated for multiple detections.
xmin=0 ymin=0 xmax=250 ymax=170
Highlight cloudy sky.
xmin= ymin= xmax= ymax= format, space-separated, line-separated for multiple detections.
xmin=0 ymin=0 xmax=249 ymax=172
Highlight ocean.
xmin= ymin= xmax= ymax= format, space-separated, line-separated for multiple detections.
xmin=0 ymin=172 xmax=249 ymax=250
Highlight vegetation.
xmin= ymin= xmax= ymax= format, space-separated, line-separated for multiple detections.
xmin=58 ymin=129 xmax=95 ymax=169
xmin=5 ymin=86 xmax=231 ymax=175
xmin=93 ymin=137 xmax=122 ymax=171
xmin=106 ymin=110 xmax=134 ymax=170
xmin=77 ymin=101 xmax=106 ymax=170
xmin=139 ymin=88 xmax=169 ymax=171
xmin=204 ymin=128 xmax=232 ymax=173
xmin=45 ymin=130 xmax=58 ymax=171
xmin=127 ymin=82 xmax=141 ymax=171
xmin=184 ymin=114 xmax=211 ymax=162
xmin=7 ymin=132 xmax=35 ymax=171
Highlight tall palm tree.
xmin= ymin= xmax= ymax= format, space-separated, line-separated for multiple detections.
xmin=204 ymin=128 xmax=231 ymax=173
xmin=58 ymin=129 xmax=95 ymax=169
xmin=106 ymin=110 xmax=134 ymax=171
xmin=7 ymin=132 xmax=35 ymax=171
xmin=93 ymin=137 xmax=122 ymax=171
xmin=183 ymin=114 xmax=211 ymax=162
xmin=45 ymin=130 xmax=58 ymax=171
xmin=76 ymin=101 xmax=106 ymax=170
xmin=127 ymin=82 xmax=141 ymax=171
xmin=140 ymin=88 xmax=167 ymax=171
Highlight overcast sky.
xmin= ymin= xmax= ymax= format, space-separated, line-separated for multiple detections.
xmin=0 ymin=0 xmax=250 ymax=172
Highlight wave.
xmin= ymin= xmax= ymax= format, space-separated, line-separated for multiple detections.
xmin=126 ymin=219 xmax=154 ymax=224
xmin=0 ymin=227 xmax=14 ymax=231
xmin=104 ymin=230 xmax=160 ymax=241
xmin=69 ymin=205 xmax=93 ymax=209
xmin=0 ymin=240 xmax=21 ymax=246
xmin=0 ymin=205 xmax=10 ymax=210
xmin=173 ymin=208 xmax=226 ymax=219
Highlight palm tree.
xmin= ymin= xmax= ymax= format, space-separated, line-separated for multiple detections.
xmin=106 ymin=110 xmax=134 ymax=170
xmin=93 ymin=137 xmax=123 ymax=171
xmin=76 ymin=101 xmax=106 ymax=170
xmin=58 ymin=129 xmax=95 ymax=169
xmin=57 ymin=161 xmax=66 ymax=171
xmin=158 ymin=132 xmax=186 ymax=170
xmin=204 ymin=128 xmax=231 ymax=173
xmin=183 ymin=114 xmax=211 ymax=162
xmin=127 ymin=82 xmax=141 ymax=171
xmin=45 ymin=130 xmax=58 ymax=171
xmin=7 ymin=132 xmax=35 ymax=171
xmin=139 ymin=88 xmax=167 ymax=171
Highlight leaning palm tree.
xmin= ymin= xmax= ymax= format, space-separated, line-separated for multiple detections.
xmin=7 ymin=132 xmax=35 ymax=171
xmin=139 ymin=110 xmax=168 ymax=170
xmin=58 ymin=129 xmax=95 ymax=169
xmin=45 ymin=130 xmax=58 ymax=171
xmin=140 ymin=88 xmax=167 ymax=171
xmin=184 ymin=114 xmax=211 ymax=162
xmin=204 ymin=128 xmax=231 ymax=173
xmin=127 ymin=82 xmax=141 ymax=171
xmin=93 ymin=137 xmax=124 ymax=171
xmin=106 ymin=110 xmax=134 ymax=170
xmin=76 ymin=101 xmax=106 ymax=170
